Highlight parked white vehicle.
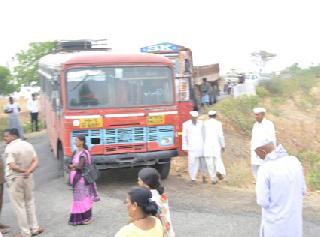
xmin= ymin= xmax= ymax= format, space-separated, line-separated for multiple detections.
xmin=245 ymin=74 xmax=260 ymax=86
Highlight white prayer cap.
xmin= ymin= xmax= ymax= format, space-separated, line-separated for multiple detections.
xmin=253 ymin=107 xmax=266 ymax=114
xmin=256 ymin=138 xmax=273 ymax=148
xmin=189 ymin=111 xmax=199 ymax=117
xmin=208 ymin=110 xmax=217 ymax=116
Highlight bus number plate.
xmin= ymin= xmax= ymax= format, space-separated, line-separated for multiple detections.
xmin=146 ymin=115 xmax=164 ymax=125
xmin=80 ymin=118 xmax=103 ymax=129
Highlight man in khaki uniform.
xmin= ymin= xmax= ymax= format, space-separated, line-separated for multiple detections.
xmin=0 ymin=150 xmax=10 ymax=234
xmin=3 ymin=128 xmax=44 ymax=237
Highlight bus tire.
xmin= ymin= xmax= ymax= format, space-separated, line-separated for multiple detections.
xmin=156 ymin=161 xmax=171 ymax=180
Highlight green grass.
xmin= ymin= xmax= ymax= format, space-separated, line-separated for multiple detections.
xmin=297 ymin=151 xmax=320 ymax=191
xmin=0 ymin=98 xmax=45 ymax=137
xmin=0 ymin=115 xmax=45 ymax=138
xmin=258 ymin=65 xmax=320 ymax=102
xmin=214 ymin=96 xmax=260 ymax=134
xmin=0 ymin=117 xmax=7 ymax=137
xmin=23 ymin=120 xmax=45 ymax=133
xmin=214 ymin=65 xmax=320 ymax=190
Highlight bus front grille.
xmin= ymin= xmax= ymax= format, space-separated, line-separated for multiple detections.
xmin=71 ymin=125 xmax=174 ymax=151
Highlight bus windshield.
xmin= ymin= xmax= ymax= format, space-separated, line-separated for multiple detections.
xmin=66 ymin=66 xmax=174 ymax=109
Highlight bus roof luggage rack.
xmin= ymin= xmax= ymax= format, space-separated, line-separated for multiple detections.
xmin=57 ymin=39 xmax=111 ymax=52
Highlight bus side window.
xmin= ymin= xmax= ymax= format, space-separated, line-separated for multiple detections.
xmin=51 ymin=75 xmax=62 ymax=113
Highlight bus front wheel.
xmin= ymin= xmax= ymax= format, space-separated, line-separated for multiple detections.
xmin=155 ymin=162 xmax=171 ymax=180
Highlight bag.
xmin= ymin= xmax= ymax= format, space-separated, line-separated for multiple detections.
xmin=81 ymin=151 xmax=100 ymax=184
xmin=83 ymin=163 xmax=99 ymax=184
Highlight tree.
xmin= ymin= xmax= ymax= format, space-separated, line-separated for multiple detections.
xmin=286 ymin=63 xmax=301 ymax=75
xmin=0 ymin=66 xmax=16 ymax=95
xmin=251 ymin=50 xmax=276 ymax=73
xmin=14 ymin=41 xmax=57 ymax=86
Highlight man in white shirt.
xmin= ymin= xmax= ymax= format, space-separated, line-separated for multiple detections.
xmin=27 ymin=93 xmax=40 ymax=132
xmin=255 ymin=140 xmax=306 ymax=237
xmin=203 ymin=110 xmax=226 ymax=184
xmin=250 ymin=107 xmax=276 ymax=180
xmin=182 ymin=111 xmax=203 ymax=183
xmin=4 ymin=97 xmax=24 ymax=139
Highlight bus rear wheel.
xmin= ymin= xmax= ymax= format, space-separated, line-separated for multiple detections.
xmin=155 ymin=162 xmax=171 ymax=180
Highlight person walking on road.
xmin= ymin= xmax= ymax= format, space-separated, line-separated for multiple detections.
xmin=27 ymin=93 xmax=40 ymax=132
xmin=115 ymin=187 xmax=163 ymax=237
xmin=182 ymin=111 xmax=203 ymax=184
xmin=4 ymin=97 xmax=24 ymax=139
xmin=0 ymin=153 xmax=9 ymax=235
xmin=68 ymin=135 xmax=100 ymax=225
xmin=250 ymin=108 xmax=276 ymax=181
xmin=200 ymin=78 xmax=210 ymax=110
xmin=203 ymin=110 xmax=226 ymax=184
xmin=138 ymin=168 xmax=175 ymax=237
xmin=3 ymin=128 xmax=44 ymax=237
xmin=255 ymin=140 xmax=306 ymax=237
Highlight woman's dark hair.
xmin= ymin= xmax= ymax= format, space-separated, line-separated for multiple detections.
xmin=76 ymin=135 xmax=88 ymax=150
xmin=128 ymin=187 xmax=158 ymax=216
xmin=138 ymin=168 xmax=164 ymax=195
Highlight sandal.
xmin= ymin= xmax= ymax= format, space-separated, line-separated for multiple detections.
xmin=32 ymin=227 xmax=45 ymax=236
xmin=82 ymin=219 xmax=93 ymax=225
xmin=1 ymin=228 xmax=9 ymax=234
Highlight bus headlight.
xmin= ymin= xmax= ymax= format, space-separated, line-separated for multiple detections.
xmin=160 ymin=137 xmax=173 ymax=146
xmin=73 ymin=120 xmax=80 ymax=126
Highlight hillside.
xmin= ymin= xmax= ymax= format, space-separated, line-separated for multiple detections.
xmin=173 ymin=66 xmax=320 ymax=191
xmin=215 ymin=66 xmax=320 ymax=190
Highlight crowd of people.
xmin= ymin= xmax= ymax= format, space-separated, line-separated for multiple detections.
xmin=181 ymin=107 xmax=306 ymax=237
xmin=193 ymin=78 xmax=219 ymax=112
xmin=0 ymin=101 xmax=307 ymax=237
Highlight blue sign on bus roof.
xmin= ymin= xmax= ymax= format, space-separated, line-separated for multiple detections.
xmin=140 ymin=42 xmax=182 ymax=53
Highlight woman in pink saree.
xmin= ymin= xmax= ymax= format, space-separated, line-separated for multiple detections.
xmin=68 ymin=135 xmax=100 ymax=225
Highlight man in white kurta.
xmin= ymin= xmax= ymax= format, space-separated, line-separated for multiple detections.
xmin=251 ymin=108 xmax=276 ymax=179
xmin=203 ymin=110 xmax=226 ymax=183
xmin=182 ymin=111 xmax=203 ymax=182
xmin=4 ymin=97 xmax=24 ymax=139
xmin=255 ymin=141 xmax=306 ymax=237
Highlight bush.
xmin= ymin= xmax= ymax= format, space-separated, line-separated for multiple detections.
xmin=259 ymin=78 xmax=284 ymax=96
xmin=258 ymin=72 xmax=319 ymax=108
xmin=256 ymin=86 xmax=269 ymax=97
xmin=214 ymin=96 xmax=260 ymax=134
xmin=298 ymin=151 xmax=320 ymax=190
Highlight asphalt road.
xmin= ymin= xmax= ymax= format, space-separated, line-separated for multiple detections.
xmin=2 ymin=134 xmax=320 ymax=237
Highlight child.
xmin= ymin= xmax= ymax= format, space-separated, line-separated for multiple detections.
xmin=138 ymin=168 xmax=175 ymax=237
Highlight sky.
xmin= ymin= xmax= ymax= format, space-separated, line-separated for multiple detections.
xmin=0 ymin=0 xmax=319 ymax=73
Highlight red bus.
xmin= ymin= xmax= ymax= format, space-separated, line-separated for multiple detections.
xmin=39 ymin=41 xmax=179 ymax=180
xmin=141 ymin=42 xmax=194 ymax=153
